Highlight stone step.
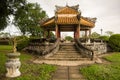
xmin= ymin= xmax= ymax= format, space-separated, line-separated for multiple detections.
xmin=33 ymin=59 xmax=94 ymax=66
xmin=58 ymin=51 xmax=80 ymax=53
xmin=45 ymin=57 xmax=88 ymax=61
xmin=60 ymin=46 xmax=75 ymax=48
xmin=60 ymin=46 xmax=76 ymax=48
xmin=55 ymin=53 xmax=80 ymax=55
xmin=60 ymin=48 xmax=77 ymax=51
xmin=50 ymin=55 xmax=82 ymax=58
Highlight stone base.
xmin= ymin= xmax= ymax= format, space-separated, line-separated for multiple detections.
xmin=6 ymin=70 xmax=21 ymax=78
xmin=6 ymin=53 xmax=21 ymax=78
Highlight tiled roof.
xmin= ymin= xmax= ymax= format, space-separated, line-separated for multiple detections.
xmin=57 ymin=16 xmax=79 ymax=24
xmin=57 ymin=7 xmax=79 ymax=14
xmin=41 ymin=17 xmax=94 ymax=27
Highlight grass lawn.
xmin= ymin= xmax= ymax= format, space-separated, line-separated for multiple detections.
xmin=80 ymin=52 xmax=120 ymax=80
xmin=0 ymin=45 xmax=56 ymax=80
xmin=0 ymin=45 xmax=12 ymax=51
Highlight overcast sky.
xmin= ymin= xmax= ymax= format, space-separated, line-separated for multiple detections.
xmin=27 ymin=0 xmax=120 ymax=35
xmin=3 ymin=0 xmax=120 ymax=36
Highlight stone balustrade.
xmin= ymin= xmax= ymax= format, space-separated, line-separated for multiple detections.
xmin=82 ymin=42 xmax=107 ymax=55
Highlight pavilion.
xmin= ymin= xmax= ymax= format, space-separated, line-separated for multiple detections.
xmin=40 ymin=5 xmax=96 ymax=39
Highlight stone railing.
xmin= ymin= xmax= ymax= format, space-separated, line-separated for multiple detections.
xmin=82 ymin=42 xmax=107 ymax=55
xmin=24 ymin=38 xmax=57 ymax=55
xmin=75 ymin=39 xmax=94 ymax=60
xmin=42 ymin=38 xmax=60 ymax=58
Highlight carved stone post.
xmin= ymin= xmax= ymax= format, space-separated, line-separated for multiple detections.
xmin=85 ymin=30 xmax=87 ymax=38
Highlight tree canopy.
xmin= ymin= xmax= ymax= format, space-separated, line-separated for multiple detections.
xmin=105 ymin=31 xmax=114 ymax=36
xmin=0 ymin=0 xmax=47 ymax=37
xmin=90 ymin=32 xmax=100 ymax=39
xmin=65 ymin=36 xmax=73 ymax=41
xmin=14 ymin=3 xmax=48 ymax=36
xmin=0 ymin=0 xmax=26 ymax=31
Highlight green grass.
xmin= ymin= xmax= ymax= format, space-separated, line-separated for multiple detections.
xmin=104 ymin=52 xmax=120 ymax=62
xmin=0 ymin=45 xmax=12 ymax=51
xmin=0 ymin=45 xmax=56 ymax=80
xmin=80 ymin=53 xmax=120 ymax=80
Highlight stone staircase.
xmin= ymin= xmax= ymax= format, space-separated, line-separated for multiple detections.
xmin=47 ymin=43 xmax=83 ymax=61
xmin=33 ymin=43 xmax=94 ymax=66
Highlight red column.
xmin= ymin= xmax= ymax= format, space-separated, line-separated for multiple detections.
xmin=55 ymin=24 xmax=59 ymax=38
xmin=77 ymin=24 xmax=80 ymax=38
xmin=58 ymin=28 xmax=61 ymax=38
xmin=74 ymin=27 xmax=76 ymax=39
xmin=76 ymin=24 xmax=80 ymax=39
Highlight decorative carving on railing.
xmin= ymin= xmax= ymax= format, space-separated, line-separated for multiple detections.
xmin=75 ymin=39 xmax=94 ymax=60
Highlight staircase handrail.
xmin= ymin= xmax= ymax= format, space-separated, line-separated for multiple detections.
xmin=75 ymin=38 xmax=94 ymax=60
xmin=42 ymin=38 xmax=60 ymax=55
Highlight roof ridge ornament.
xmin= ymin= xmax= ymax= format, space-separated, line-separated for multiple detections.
xmin=71 ymin=4 xmax=79 ymax=10
xmin=66 ymin=2 xmax=68 ymax=7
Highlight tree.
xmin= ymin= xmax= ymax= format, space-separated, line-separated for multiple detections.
xmin=90 ymin=32 xmax=100 ymax=39
xmin=109 ymin=34 xmax=120 ymax=51
xmin=65 ymin=36 xmax=73 ymax=41
xmin=14 ymin=3 xmax=48 ymax=36
xmin=0 ymin=0 xmax=27 ymax=31
xmin=98 ymin=36 xmax=109 ymax=41
xmin=105 ymin=31 xmax=114 ymax=36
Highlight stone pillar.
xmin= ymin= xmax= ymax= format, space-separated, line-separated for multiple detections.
xmin=89 ymin=29 xmax=91 ymax=38
xmin=43 ymin=30 xmax=47 ymax=38
xmin=47 ymin=29 xmax=50 ymax=38
xmin=85 ymin=30 xmax=87 ymax=38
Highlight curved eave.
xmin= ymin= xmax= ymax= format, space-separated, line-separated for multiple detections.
xmin=80 ymin=18 xmax=95 ymax=27
xmin=42 ymin=19 xmax=55 ymax=26
xmin=41 ymin=17 xmax=95 ymax=28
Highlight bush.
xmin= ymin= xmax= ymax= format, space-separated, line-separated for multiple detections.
xmin=109 ymin=34 xmax=120 ymax=52
xmin=65 ymin=36 xmax=73 ymax=41
xmin=98 ymin=36 xmax=109 ymax=41
xmin=0 ymin=38 xmax=10 ymax=45
xmin=16 ymin=36 xmax=30 ymax=51
xmin=0 ymin=40 xmax=9 ymax=45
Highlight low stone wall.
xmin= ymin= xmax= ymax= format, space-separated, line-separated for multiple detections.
xmin=82 ymin=42 xmax=107 ymax=55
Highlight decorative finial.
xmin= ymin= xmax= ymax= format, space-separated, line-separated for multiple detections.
xmin=66 ymin=2 xmax=68 ymax=7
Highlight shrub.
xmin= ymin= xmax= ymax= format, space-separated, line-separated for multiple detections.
xmin=109 ymin=34 xmax=120 ymax=52
xmin=65 ymin=36 xmax=73 ymax=41
xmin=0 ymin=38 xmax=10 ymax=45
xmin=0 ymin=40 xmax=9 ymax=45
xmin=16 ymin=36 xmax=30 ymax=51
xmin=98 ymin=36 xmax=109 ymax=41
